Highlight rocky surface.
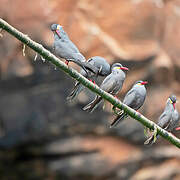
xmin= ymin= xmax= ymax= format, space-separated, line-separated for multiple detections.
xmin=0 ymin=0 xmax=180 ymax=179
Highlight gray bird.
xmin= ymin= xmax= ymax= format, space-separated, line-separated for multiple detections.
xmin=83 ymin=63 xmax=129 ymax=113
xmin=144 ymin=94 xmax=177 ymax=145
xmin=110 ymin=80 xmax=148 ymax=127
xmin=67 ymin=56 xmax=111 ymax=101
xmin=51 ymin=24 xmax=98 ymax=75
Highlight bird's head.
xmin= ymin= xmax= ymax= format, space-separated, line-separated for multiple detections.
xmin=168 ymin=94 xmax=177 ymax=109
xmin=135 ymin=80 xmax=148 ymax=86
xmin=111 ymin=63 xmax=129 ymax=71
xmin=51 ymin=24 xmax=65 ymax=38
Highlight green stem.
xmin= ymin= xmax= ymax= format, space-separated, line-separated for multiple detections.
xmin=0 ymin=18 xmax=180 ymax=148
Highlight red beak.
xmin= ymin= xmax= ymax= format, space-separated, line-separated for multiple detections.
xmin=55 ymin=30 xmax=61 ymax=37
xmin=175 ymin=127 xmax=180 ymax=131
xmin=173 ymin=103 xmax=175 ymax=109
xmin=141 ymin=81 xmax=148 ymax=85
xmin=120 ymin=67 xmax=129 ymax=71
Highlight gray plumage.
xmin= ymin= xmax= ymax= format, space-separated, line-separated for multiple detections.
xmin=168 ymin=109 xmax=180 ymax=132
xmin=144 ymin=94 xmax=177 ymax=145
xmin=110 ymin=80 xmax=147 ymax=127
xmin=51 ymin=24 xmax=98 ymax=75
xmin=66 ymin=56 xmax=111 ymax=101
xmin=87 ymin=56 xmax=111 ymax=76
xmin=83 ymin=63 xmax=128 ymax=113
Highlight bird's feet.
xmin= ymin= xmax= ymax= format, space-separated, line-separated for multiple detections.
xmin=90 ymin=79 xmax=96 ymax=84
xmin=112 ymin=96 xmax=121 ymax=115
xmin=112 ymin=106 xmax=122 ymax=115
xmin=65 ymin=60 xmax=69 ymax=65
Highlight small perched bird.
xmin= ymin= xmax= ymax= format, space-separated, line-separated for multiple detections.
xmin=83 ymin=63 xmax=129 ymax=113
xmin=144 ymin=94 xmax=177 ymax=145
xmin=67 ymin=56 xmax=111 ymax=101
xmin=51 ymin=24 xmax=98 ymax=75
xmin=110 ymin=80 xmax=148 ymax=127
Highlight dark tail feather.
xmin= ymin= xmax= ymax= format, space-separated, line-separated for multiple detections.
xmin=83 ymin=62 xmax=99 ymax=74
xmin=66 ymin=83 xmax=84 ymax=101
xmin=83 ymin=96 xmax=102 ymax=113
xmin=110 ymin=112 xmax=127 ymax=127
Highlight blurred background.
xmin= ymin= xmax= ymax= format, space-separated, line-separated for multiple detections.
xmin=0 ymin=0 xmax=180 ymax=179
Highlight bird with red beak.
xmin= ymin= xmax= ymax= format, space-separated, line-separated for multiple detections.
xmin=144 ymin=94 xmax=177 ymax=145
xmin=110 ymin=80 xmax=148 ymax=127
xmin=51 ymin=24 xmax=99 ymax=76
xmin=83 ymin=63 xmax=129 ymax=113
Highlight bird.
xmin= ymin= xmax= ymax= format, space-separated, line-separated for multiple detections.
xmin=144 ymin=94 xmax=177 ymax=145
xmin=82 ymin=63 xmax=129 ymax=113
xmin=51 ymin=24 xmax=98 ymax=75
xmin=110 ymin=80 xmax=148 ymax=127
xmin=66 ymin=56 xmax=111 ymax=101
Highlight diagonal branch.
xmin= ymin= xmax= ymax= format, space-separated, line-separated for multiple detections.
xmin=0 ymin=18 xmax=179 ymax=148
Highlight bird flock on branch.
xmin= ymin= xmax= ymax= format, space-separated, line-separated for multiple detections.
xmin=51 ymin=23 xmax=180 ymax=146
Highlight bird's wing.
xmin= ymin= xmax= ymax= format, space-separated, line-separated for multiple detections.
xmin=167 ymin=110 xmax=179 ymax=131
xmin=88 ymin=58 xmax=110 ymax=76
xmin=65 ymin=39 xmax=80 ymax=53
xmin=123 ymin=89 xmax=136 ymax=106
xmin=157 ymin=112 xmax=171 ymax=129
xmin=100 ymin=75 xmax=117 ymax=93
xmin=55 ymin=41 xmax=76 ymax=59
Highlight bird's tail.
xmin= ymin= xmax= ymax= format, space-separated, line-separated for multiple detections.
xmin=66 ymin=82 xmax=84 ymax=102
xmin=110 ymin=111 xmax=128 ymax=127
xmin=83 ymin=96 xmax=102 ymax=113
